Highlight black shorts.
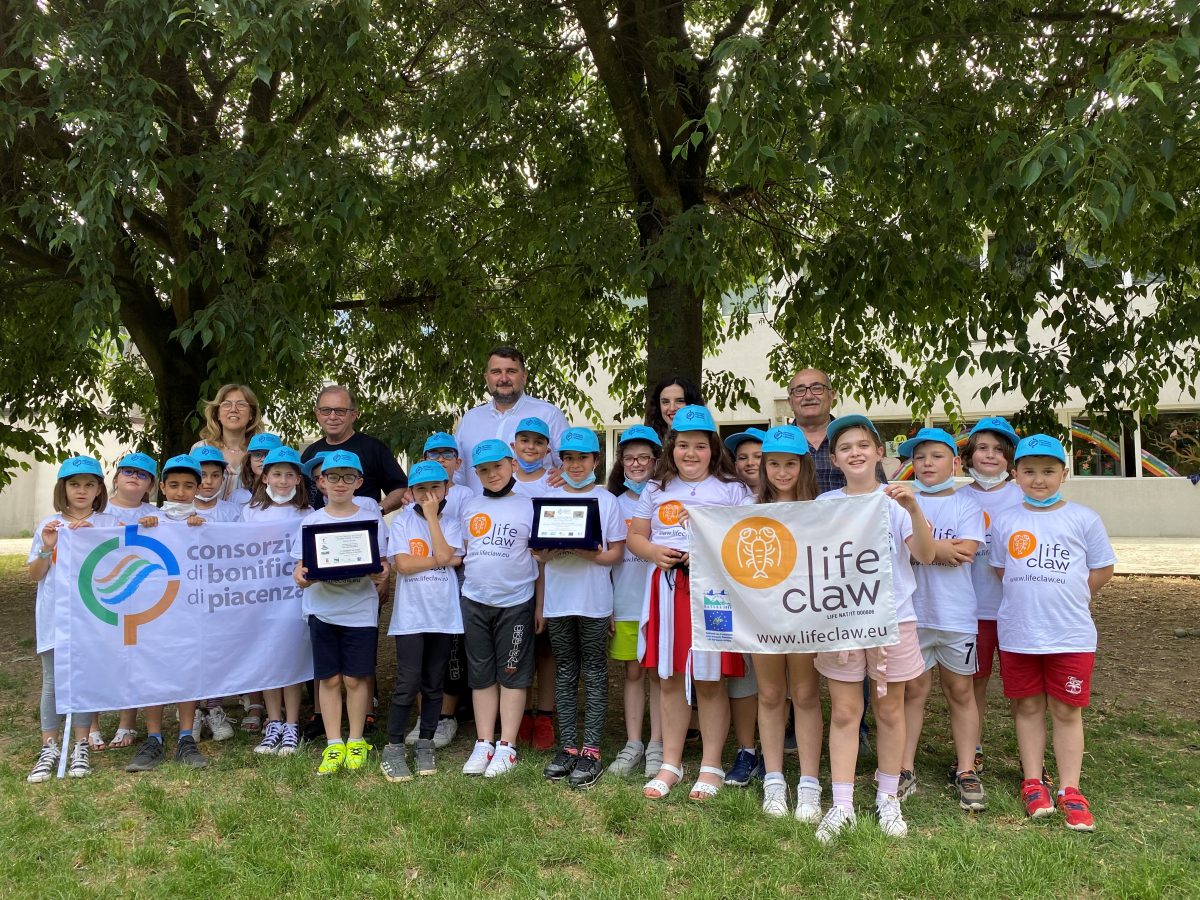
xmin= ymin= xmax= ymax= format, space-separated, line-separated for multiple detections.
xmin=461 ymin=596 xmax=535 ymax=690
xmin=308 ymin=617 xmax=378 ymax=680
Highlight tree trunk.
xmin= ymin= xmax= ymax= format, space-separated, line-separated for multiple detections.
xmin=645 ymin=272 xmax=703 ymax=390
xmin=152 ymin=352 xmax=207 ymax=459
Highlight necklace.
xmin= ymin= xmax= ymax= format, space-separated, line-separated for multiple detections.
xmin=63 ymin=510 xmax=93 ymax=522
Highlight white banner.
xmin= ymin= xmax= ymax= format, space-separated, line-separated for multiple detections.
xmin=53 ymin=522 xmax=313 ymax=713
xmin=689 ymin=492 xmax=900 ymax=654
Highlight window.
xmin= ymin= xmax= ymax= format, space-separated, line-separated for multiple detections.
xmin=1138 ymin=411 xmax=1198 ymax=477
xmin=1070 ymin=417 xmax=1132 ymax=477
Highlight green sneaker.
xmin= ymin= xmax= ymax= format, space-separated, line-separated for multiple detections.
xmin=317 ymin=742 xmax=346 ymax=775
xmin=345 ymin=739 xmax=370 ymax=772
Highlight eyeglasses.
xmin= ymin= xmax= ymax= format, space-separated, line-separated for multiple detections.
xmin=118 ymin=468 xmax=152 ymax=480
xmin=622 ymin=454 xmax=655 ymax=466
xmin=425 ymin=450 xmax=458 ymax=461
xmin=316 ymin=406 xmax=355 ymax=417
xmin=788 ymin=383 xmax=830 ymax=398
xmin=249 ymin=451 xmax=268 ymax=460
xmin=323 ymin=472 xmax=361 ymax=484
xmin=219 ymin=400 xmax=251 ymax=411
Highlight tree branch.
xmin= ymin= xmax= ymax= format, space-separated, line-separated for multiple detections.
xmin=706 ymin=3 xmax=753 ymax=66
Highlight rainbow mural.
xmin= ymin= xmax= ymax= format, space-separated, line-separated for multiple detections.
xmin=1140 ymin=449 xmax=1181 ymax=477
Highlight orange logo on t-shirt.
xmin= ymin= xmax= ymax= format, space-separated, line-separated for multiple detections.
xmin=469 ymin=513 xmax=492 ymax=538
xmin=721 ymin=516 xmax=797 ymax=589
xmin=1008 ymin=531 xmax=1037 ymax=559
xmin=658 ymin=501 xmax=684 ymax=526
xmin=409 ymin=538 xmax=430 ymax=557
xmin=983 ymin=511 xmax=991 ymax=528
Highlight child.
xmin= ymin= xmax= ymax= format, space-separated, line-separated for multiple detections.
xmin=245 ymin=446 xmax=313 ymax=755
xmin=124 ymin=455 xmax=210 ymax=773
xmin=537 ymin=428 xmax=626 ymax=790
xmin=304 ymin=451 xmax=381 ymax=515
xmin=895 ymin=428 xmax=987 ymax=811
xmin=292 ymin=450 xmax=390 ymax=774
xmin=812 ymin=415 xmax=935 ymax=842
xmin=27 ymin=456 xmax=120 ymax=781
xmin=961 ymin=417 xmax=1024 ymax=773
xmin=382 ymin=461 xmax=465 ymax=781
xmin=722 ymin=426 xmax=769 ymax=788
xmin=421 ymin=432 xmax=477 ymax=527
xmin=746 ymin=426 xmax=823 ymax=819
xmin=458 ymin=439 xmax=539 ymax=778
xmin=627 ymin=405 xmax=751 ymax=801
xmin=231 ymin=432 xmax=282 ymax=507
xmin=989 ymin=434 xmax=1114 ymax=832
xmin=604 ymin=425 xmax=663 ymax=778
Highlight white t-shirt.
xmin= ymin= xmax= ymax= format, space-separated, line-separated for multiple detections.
xmin=242 ymin=503 xmax=311 ymax=524
xmin=229 ymin=487 xmax=252 ymax=508
xmin=512 ymin=473 xmax=554 ymax=498
xmin=443 ymin=483 xmax=477 ymax=527
xmin=387 ymin=507 xmax=465 ymax=635
xmin=354 ymin=496 xmax=381 ymax=516
xmin=989 ymin=501 xmax=1116 ymax=653
xmin=910 ymin=490 xmax=986 ymax=633
xmin=454 ymin=394 xmax=570 ymax=491
xmin=633 ymin=476 xmax=753 ymax=552
xmin=612 ymin=491 xmax=652 ymax=622
xmin=460 ymin=492 xmax=537 ymax=608
xmin=542 ymin=486 xmax=627 ymax=619
xmin=818 ymin=487 xmax=918 ymax=623
xmin=29 ymin=512 xmax=120 ymax=653
xmin=291 ymin=507 xmax=388 ymax=627
xmin=103 ymin=501 xmax=159 ymax=523
xmin=965 ymin=480 xmax=1024 ymax=620
xmin=193 ymin=500 xmax=243 ymax=523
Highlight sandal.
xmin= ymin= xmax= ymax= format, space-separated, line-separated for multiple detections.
xmin=109 ymin=728 xmax=138 ymax=749
xmin=689 ymin=766 xmax=725 ymax=801
xmin=643 ymin=763 xmax=685 ymax=800
xmin=241 ymin=704 xmax=265 ymax=733
xmin=88 ymin=730 xmax=107 ymax=752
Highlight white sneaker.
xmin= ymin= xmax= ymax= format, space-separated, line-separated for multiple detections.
xmin=795 ymin=783 xmax=823 ymax=823
xmin=484 ymin=744 xmax=517 ymax=778
xmin=67 ymin=740 xmax=91 ymax=778
xmin=190 ymin=708 xmax=206 ymax=740
xmin=762 ymin=780 xmax=789 ymax=817
xmin=433 ymin=717 xmax=458 ymax=749
xmin=404 ymin=722 xmax=421 ymax=746
xmin=876 ymin=794 xmax=908 ymax=837
xmin=462 ymin=740 xmax=494 ymax=776
xmin=815 ymin=805 xmax=857 ymax=844
xmin=207 ymin=707 xmax=235 ymax=742
xmin=606 ymin=741 xmax=645 ymax=776
xmin=28 ymin=740 xmax=60 ymax=783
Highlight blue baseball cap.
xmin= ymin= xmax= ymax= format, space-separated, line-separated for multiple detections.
xmin=1014 ymin=434 xmax=1068 ymax=465
xmin=321 ymin=449 xmax=362 ymax=473
xmin=618 ymin=425 xmax=662 ymax=448
xmin=408 ymin=460 xmax=450 ymax=487
xmin=263 ymin=446 xmax=302 ymax=469
xmin=423 ymin=432 xmax=458 ymax=455
xmin=672 ymin=405 xmax=718 ymax=433
xmin=248 ymin=433 xmax=283 ymax=453
xmin=723 ymin=427 xmax=768 ymax=454
xmin=760 ymin=425 xmax=810 ymax=456
xmin=117 ymin=452 xmax=158 ymax=478
xmin=57 ymin=456 xmax=104 ymax=480
xmin=301 ymin=450 xmax=330 ymax=478
xmin=161 ymin=454 xmax=202 ymax=479
xmin=898 ymin=427 xmax=959 ymax=459
xmin=826 ymin=414 xmax=880 ymax=445
xmin=191 ymin=446 xmax=228 ymax=468
xmin=514 ymin=417 xmax=550 ymax=439
xmin=969 ymin=416 xmax=1020 ymax=446
xmin=558 ymin=427 xmax=600 ymax=454
xmin=472 ymin=438 xmax=514 ymax=467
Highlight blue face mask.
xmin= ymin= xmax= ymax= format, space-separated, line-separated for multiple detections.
xmin=915 ymin=476 xmax=957 ymax=494
xmin=624 ymin=477 xmax=649 ymax=496
xmin=516 ymin=456 xmax=544 ymax=474
xmin=562 ymin=471 xmax=596 ymax=489
xmin=1024 ymin=492 xmax=1062 ymax=507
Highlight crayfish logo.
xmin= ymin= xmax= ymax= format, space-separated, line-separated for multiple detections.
xmin=78 ymin=526 xmax=181 ymax=645
xmin=721 ymin=516 xmax=798 ymax=589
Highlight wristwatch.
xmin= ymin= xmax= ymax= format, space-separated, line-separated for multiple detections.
xmin=37 ymin=549 xmax=53 ymax=559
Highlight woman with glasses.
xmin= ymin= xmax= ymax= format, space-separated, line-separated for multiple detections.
xmin=193 ymin=384 xmax=263 ymax=500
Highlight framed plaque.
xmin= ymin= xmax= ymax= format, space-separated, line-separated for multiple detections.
xmin=528 ymin=497 xmax=602 ymax=550
xmin=301 ymin=520 xmax=383 ymax=582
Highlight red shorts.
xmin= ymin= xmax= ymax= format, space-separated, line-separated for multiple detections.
xmin=974 ymin=620 xmax=999 ymax=679
xmin=642 ymin=568 xmax=744 ymax=680
xmin=999 ymin=650 xmax=1095 ymax=707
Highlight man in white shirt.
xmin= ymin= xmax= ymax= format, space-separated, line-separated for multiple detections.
xmin=454 ymin=347 xmax=570 ymax=492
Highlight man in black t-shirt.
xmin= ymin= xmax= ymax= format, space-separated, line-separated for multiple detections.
xmin=301 ymin=385 xmax=408 ymax=512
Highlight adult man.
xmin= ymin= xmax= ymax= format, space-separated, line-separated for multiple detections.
xmin=301 ymin=385 xmax=408 ymax=513
xmin=454 ymin=346 xmax=570 ymax=492
xmin=788 ymin=367 xmax=886 ymax=492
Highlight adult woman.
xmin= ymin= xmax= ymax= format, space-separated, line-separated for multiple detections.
xmin=644 ymin=375 xmax=703 ymax=439
xmin=192 ymin=384 xmax=263 ymax=500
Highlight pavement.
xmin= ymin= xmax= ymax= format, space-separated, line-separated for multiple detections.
xmin=2 ymin=537 xmax=1198 ymax=575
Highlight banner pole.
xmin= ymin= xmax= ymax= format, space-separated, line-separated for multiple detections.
xmin=55 ymin=711 xmax=72 ymax=779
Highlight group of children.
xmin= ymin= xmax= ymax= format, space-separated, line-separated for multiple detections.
xmin=26 ymin=407 xmax=1115 ymax=839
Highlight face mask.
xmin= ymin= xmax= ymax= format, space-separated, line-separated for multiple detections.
xmin=483 ymin=477 xmax=516 ymax=498
xmin=415 ymin=498 xmax=448 ymax=519
xmin=267 ymin=487 xmax=297 ymax=504
xmin=161 ymin=501 xmax=196 ymax=520
xmin=1024 ymin=492 xmax=1062 ymax=508
xmin=516 ymin=457 xmax=544 ymax=474
xmin=915 ymin=475 xmax=957 ymax=494
xmin=968 ymin=467 xmax=1009 ymax=490
xmin=196 ymin=491 xmax=220 ymax=503
xmin=562 ymin=472 xmax=596 ymax=489
xmin=624 ymin=477 xmax=649 ymax=496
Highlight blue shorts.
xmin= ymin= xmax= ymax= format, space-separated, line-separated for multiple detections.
xmin=308 ymin=617 xmax=378 ymax=680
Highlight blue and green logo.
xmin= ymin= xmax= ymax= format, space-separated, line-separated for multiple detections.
xmin=78 ymin=525 xmax=181 ymax=645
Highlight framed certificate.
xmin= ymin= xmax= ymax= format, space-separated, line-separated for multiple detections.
xmin=529 ymin=497 xmax=602 ymax=550
xmin=301 ymin=520 xmax=383 ymax=582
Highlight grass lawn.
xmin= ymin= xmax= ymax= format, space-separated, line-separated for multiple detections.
xmin=0 ymin=554 xmax=1197 ymax=898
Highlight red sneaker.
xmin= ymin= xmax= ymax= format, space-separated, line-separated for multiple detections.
xmin=1060 ymin=787 xmax=1095 ymax=832
xmin=1021 ymin=778 xmax=1055 ymax=818
xmin=532 ymin=713 xmax=556 ymax=752
xmin=517 ymin=712 xmax=534 ymax=746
